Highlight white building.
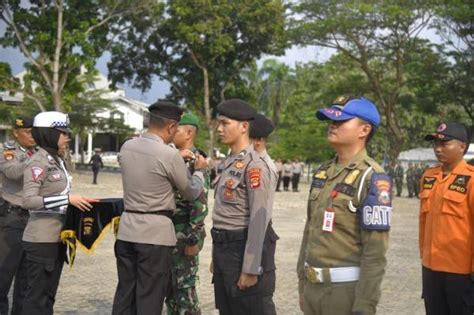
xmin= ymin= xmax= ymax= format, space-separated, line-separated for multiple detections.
xmin=398 ymin=144 xmax=474 ymax=168
xmin=1 ymin=71 xmax=149 ymax=162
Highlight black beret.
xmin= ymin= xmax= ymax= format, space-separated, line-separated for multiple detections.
xmin=216 ymin=99 xmax=257 ymax=121
xmin=250 ymin=114 xmax=274 ymax=139
xmin=14 ymin=115 xmax=34 ymax=129
xmin=149 ymin=100 xmax=184 ymax=121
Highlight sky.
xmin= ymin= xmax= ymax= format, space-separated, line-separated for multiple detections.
xmin=0 ymin=25 xmax=333 ymax=105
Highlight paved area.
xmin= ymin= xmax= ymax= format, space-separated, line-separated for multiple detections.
xmin=45 ymin=171 xmax=424 ymax=314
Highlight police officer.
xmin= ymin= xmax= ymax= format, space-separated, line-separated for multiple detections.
xmin=419 ymin=122 xmax=473 ymax=315
xmin=112 ymin=101 xmax=207 ymax=315
xmin=22 ymin=111 xmax=97 ymax=314
xmin=406 ymin=162 xmax=416 ymax=198
xmin=394 ymin=161 xmax=404 ymax=197
xmin=211 ymin=99 xmax=273 ymax=315
xmin=297 ymin=96 xmax=392 ymax=315
xmin=0 ymin=116 xmax=35 ymax=315
xmin=249 ymin=113 xmax=279 ymax=315
xmin=88 ymin=148 xmax=103 ymax=185
xmin=166 ymin=113 xmax=209 ymax=315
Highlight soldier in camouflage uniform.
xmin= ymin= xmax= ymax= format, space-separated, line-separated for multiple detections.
xmin=394 ymin=161 xmax=404 ymax=197
xmin=406 ymin=162 xmax=416 ymax=198
xmin=166 ymin=113 xmax=209 ymax=315
xmin=297 ymin=96 xmax=392 ymax=315
xmin=414 ymin=163 xmax=423 ymax=197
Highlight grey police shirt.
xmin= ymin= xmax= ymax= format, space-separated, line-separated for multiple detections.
xmin=260 ymin=150 xmax=278 ymax=215
xmin=213 ymin=145 xmax=272 ymax=275
xmin=0 ymin=143 xmax=33 ymax=207
xmin=117 ymin=133 xmax=205 ymax=246
xmin=23 ymin=148 xmax=71 ymax=243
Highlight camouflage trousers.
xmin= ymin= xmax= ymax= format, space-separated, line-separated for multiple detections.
xmin=166 ymin=246 xmax=201 ymax=315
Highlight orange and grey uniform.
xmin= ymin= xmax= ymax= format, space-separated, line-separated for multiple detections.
xmin=419 ymin=160 xmax=474 ymax=314
xmin=21 ymin=147 xmax=71 ymax=315
xmin=297 ymin=149 xmax=391 ymax=315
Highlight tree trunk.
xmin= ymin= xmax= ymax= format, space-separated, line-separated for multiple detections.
xmin=202 ymin=66 xmax=214 ymax=157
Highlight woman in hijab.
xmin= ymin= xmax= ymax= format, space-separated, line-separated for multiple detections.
xmin=22 ymin=111 xmax=98 ymax=314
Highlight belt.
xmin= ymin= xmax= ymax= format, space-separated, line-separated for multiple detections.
xmin=125 ymin=209 xmax=173 ymax=219
xmin=172 ymin=214 xmax=190 ymax=225
xmin=211 ymin=228 xmax=248 ymax=242
xmin=304 ymin=263 xmax=360 ymax=284
xmin=8 ymin=205 xmax=30 ymax=216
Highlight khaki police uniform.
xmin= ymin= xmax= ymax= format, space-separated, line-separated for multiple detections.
xmin=0 ymin=142 xmax=34 ymax=315
xmin=112 ymin=133 xmax=205 ymax=315
xmin=212 ymin=144 xmax=273 ymax=315
xmin=297 ymin=149 xmax=391 ymax=315
xmin=22 ymin=147 xmax=71 ymax=315
xmin=259 ymin=150 xmax=279 ymax=315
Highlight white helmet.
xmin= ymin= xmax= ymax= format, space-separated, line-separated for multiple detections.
xmin=33 ymin=111 xmax=70 ymax=133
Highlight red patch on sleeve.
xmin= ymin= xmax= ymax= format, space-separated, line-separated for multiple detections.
xmin=31 ymin=166 xmax=44 ymax=182
xmin=248 ymin=168 xmax=261 ymax=189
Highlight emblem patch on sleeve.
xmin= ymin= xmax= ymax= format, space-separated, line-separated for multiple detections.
xmin=3 ymin=150 xmax=14 ymax=161
xmin=423 ymin=177 xmax=437 ymax=190
xmin=234 ymin=160 xmax=245 ymax=169
xmin=31 ymin=166 xmax=44 ymax=182
xmin=359 ymin=173 xmax=392 ymax=231
xmin=248 ymin=168 xmax=261 ymax=189
xmin=448 ymin=175 xmax=470 ymax=194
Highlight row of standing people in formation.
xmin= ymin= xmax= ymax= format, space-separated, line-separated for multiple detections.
xmin=0 ymin=95 xmax=473 ymax=315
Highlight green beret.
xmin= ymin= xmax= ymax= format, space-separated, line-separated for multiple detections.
xmin=179 ymin=113 xmax=200 ymax=127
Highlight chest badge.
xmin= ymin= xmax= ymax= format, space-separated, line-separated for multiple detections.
xmin=344 ymin=169 xmax=361 ymax=184
xmin=314 ymin=170 xmax=327 ymax=179
xmin=3 ymin=150 xmax=14 ymax=161
xmin=234 ymin=160 xmax=245 ymax=169
xmin=449 ymin=175 xmax=470 ymax=194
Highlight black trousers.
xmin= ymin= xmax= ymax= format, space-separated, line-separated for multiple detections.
xmin=282 ymin=176 xmax=290 ymax=191
xmin=92 ymin=167 xmax=100 ymax=184
xmin=422 ymin=266 xmax=473 ymax=315
xmin=22 ymin=242 xmax=65 ymax=315
xmin=112 ymin=240 xmax=172 ymax=315
xmin=292 ymin=173 xmax=300 ymax=191
xmin=276 ymin=172 xmax=282 ymax=191
xmin=0 ymin=211 xmax=29 ymax=315
xmin=211 ymin=226 xmax=278 ymax=315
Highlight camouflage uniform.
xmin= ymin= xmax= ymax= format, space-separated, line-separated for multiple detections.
xmin=394 ymin=164 xmax=404 ymax=197
xmin=414 ymin=164 xmax=423 ymax=197
xmin=406 ymin=164 xmax=416 ymax=198
xmin=166 ymin=148 xmax=209 ymax=315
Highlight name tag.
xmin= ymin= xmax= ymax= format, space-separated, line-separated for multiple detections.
xmin=322 ymin=208 xmax=335 ymax=232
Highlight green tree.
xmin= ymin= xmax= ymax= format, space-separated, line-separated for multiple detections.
xmin=291 ymin=0 xmax=439 ymax=158
xmin=108 ymin=0 xmax=287 ymax=155
xmin=0 ymin=0 xmax=154 ymax=112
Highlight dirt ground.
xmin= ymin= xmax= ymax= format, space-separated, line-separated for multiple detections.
xmin=43 ymin=171 xmax=425 ymax=314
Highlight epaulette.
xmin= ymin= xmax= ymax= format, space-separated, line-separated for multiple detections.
xmin=363 ymin=157 xmax=384 ymax=173
xmin=3 ymin=141 xmax=16 ymax=150
xmin=466 ymin=163 xmax=474 ymax=172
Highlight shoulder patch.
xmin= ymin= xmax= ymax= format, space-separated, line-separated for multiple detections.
xmin=422 ymin=177 xmax=437 ymax=190
xmin=31 ymin=166 xmax=45 ymax=182
xmin=359 ymin=173 xmax=392 ymax=231
xmin=248 ymin=168 xmax=261 ymax=189
xmin=3 ymin=150 xmax=14 ymax=161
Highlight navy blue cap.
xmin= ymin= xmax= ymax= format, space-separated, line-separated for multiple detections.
xmin=424 ymin=122 xmax=469 ymax=143
xmin=316 ymin=96 xmax=381 ymax=128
